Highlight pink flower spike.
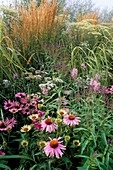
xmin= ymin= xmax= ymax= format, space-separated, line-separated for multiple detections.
xmin=81 ymin=63 xmax=86 ymax=70
xmin=41 ymin=118 xmax=57 ymax=133
xmin=15 ymin=93 xmax=26 ymax=98
xmin=86 ymin=97 xmax=91 ymax=102
xmin=44 ymin=137 xmax=66 ymax=158
xmin=71 ymin=68 xmax=78 ymax=79
xmin=63 ymin=115 xmax=81 ymax=126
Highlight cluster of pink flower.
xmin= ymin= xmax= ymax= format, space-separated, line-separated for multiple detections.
xmin=90 ymin=79 xmax=100 ymax=92
xmin=26 ymin=107 xmax=81 ymax=158
xmin=4 ymin=93 xmax=38 ymax=115
xmin=0 ymin=117 xmax=17 ymax=131
xmin=56 ymin=97 xmax=68 ymax=106
xmin=81 ymin=63 xmax=86 ymax=71
xmin=71 ymin=68 xmax=78 ymax=79
xmin=39 ymin=109 xmax=81 ymax=158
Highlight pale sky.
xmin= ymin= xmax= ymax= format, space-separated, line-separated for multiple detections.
xmin=92 ymin=0 xmax=113 ymax=10
xmin=0 ymin=0 xmax=113 ymax=10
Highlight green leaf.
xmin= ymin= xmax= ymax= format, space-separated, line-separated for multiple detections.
xmin=95 ymin=158 xmax=103 ymax=170
xmin=62 ymin=157 xmax=72 ymax=169
xmin=106 ymin=152 xmax=109 ymax=170
xmin=0 ymin=163 xmax=11 ymax=170
xmin=82 ymin=159 xmax=90 ymax=170
xmin=30 ymin=164 xmax=38 ymax=170
xmin=90 ymin=131 xmax=97 ymax=147
xmin=81 ymin=140 xmax=89 ymax=154
xmin=74 ymin=155 xmax=90 ymax=159
xmin=0 ymin=155 xmax=36 ymax=163
xmin=101 ymin=131 xmax=107 ymax=146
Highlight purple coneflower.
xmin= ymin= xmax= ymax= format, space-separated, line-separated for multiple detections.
xmin=9 ymin=108 xmax=19 ymax=114
xmin=41 ymin=118 xmax=57 ymax=133
xmin=15 ymin=93 xmax=26 ymax=98
xmin=44 ymin=137 xmax=66 ymax=158
xmin=22 ymin=106 xmax=31 ymax=115
xmin=0 ymin=117 xmax=17 ymax=131
xmin=4 ymin=100 xmax=13 ymax=110
xmin=63 ymin=115 xmax=81 ymax=126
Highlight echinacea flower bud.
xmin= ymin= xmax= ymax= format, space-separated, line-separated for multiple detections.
xmin=56 ymin=118 xmax=62 ymax=123
xmin=3 ymin=141 xmax=7 ymax=146
xmin=38 ymin=104 xmax=43 ymax=108
xmin=40 ymin=141 xmax=46 ymax=147
xmin=65 ymin=136 xmax=70 ymax=141
xmin=51 ymin=118 xmax=55 ymax=122
xmin=73 ymin=140 xmax=81 ymax=146
xmin=21 ymin=140 xmax=28 ymax=147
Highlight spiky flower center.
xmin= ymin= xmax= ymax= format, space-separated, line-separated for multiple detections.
xmin=59 ymin=111 xmax=65 ymax=115
xmin=12 ymin=109 xmax=17 ymax=112
xmin=22 ymin=142 xmax=28 ymax=146
xmin=0 ymin=122 xmax=6 ymax=128
xmin=32 ymin=116 xmax=37 ymax=119
xmin=45 ymin=118 xmax=52 ymax=125
xmin=25 ymin=108 xmax=29 ymax=112
xmin=69 ymin=115 xmax=75 ymax=120
xmin=23 ymin=127 xmax=29 ymax=132
xmin=50 ymin=140 xmax=58 ymax=148
xmin=15 ymin=105 xmax=20 ymax=109
xmin=6 ymin=103 xmax=11 ymax=107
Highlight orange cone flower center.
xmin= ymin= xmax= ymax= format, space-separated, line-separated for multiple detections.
xmin=32 ymin=116 xmax=37 ymax=119
xmin=50 ymin=140 xmax=58 ymax=148
xmin=69 ymin=115 xmax=75 ymax=120
xmin=23 ymin=127 xmax=29 ymax=132
xmin=60 ymin=111 xmax=65 ymax=115
xmin=45 ymin=118 xmax=52 ymax=125
xmin=22 ymin=142 xmax=28 ymax=146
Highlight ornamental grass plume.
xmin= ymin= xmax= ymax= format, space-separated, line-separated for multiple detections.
xmin=4 ymin=0 xmax=69 ymax=55
xmin=44 ymin=137 xmax=66 ymax=158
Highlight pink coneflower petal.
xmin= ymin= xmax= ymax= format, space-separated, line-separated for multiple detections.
xmin=0 ymin=117 xmax=16 ymax=131
xmin=41 ymin=118 xmax=57 ymax=133
xmin=9 ymin=108 xmax=19 ymax=113
xmin=4 ymin=100 xmax=13 ymax=110
xmin=63 ymin=115 xmax=81 ymax=126
xmin=0 ymin=150 xmax=5 ymax=156
xmin=15 ymin=93 xmax=26 ymax=98
xmin=44 ymin=137 xmax=66 ymax=158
